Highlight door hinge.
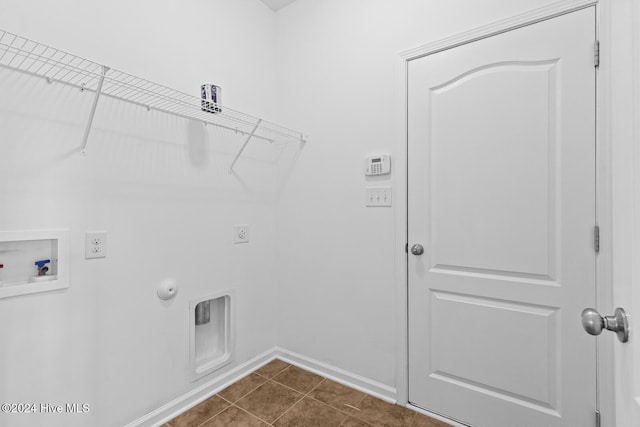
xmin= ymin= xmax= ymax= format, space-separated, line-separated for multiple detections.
xmin=594 ymin=40 xmax=600 ymax=68
xmin=595 ymin=410 xmax=601 ymax=427
xmin=594 ymin=225 xmax=600 ymax=253
xmin=405 ymin=243 xmax=408 ymax=254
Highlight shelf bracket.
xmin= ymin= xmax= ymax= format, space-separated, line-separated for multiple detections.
xmin=80 ymin=65 xmax=110 ymax=155
xmin=229 ymin=119 xmax=262 ymax=173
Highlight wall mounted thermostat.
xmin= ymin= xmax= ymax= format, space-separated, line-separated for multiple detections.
xmin=365 ymin=154 xmax=391 ymax=176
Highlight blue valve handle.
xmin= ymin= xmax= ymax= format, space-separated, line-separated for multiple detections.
xmin=35 ymin=259 xmax=51 ymax=268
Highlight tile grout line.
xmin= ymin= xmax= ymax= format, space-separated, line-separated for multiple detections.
xmin=270 ymin=373 xmax=379 ymax=426
xmin=301 ymin=382 xmax=381 ymax=427
xmin=254 ymin=364 xmax=291 ymax=381
xmin=192 ymin=364 xmax=285 ymax=427
xmin=304 ymin=394 xmax=376 ymax=426
xmin=264 ymin=370 xmax=377 ymax=426
xmin=270 ymin=375 xmax=325 ymax=395
xmin=268 ymin=362 xmax=421 ymax=426
xmin=304 ymin=378 xmax=368 ymax=426
xmin=199 ymin=362 xmax=312 ymax=426
xmin=231 ymin=364 xmax=294 ymax=425
xmin=267 ymin=380 xmax=307 ymax=425
xmin=193 ymin=396 xmax=233 ymax=427
xmin=230 ymin=363 xmax=300 ymax=426
xmin=228 ymin=402 xmax=275 ymax=426
xmin=269 ymin=376 xmax=328 ymax=425
xmin=221 ymin=374 xmax=269 ymax=404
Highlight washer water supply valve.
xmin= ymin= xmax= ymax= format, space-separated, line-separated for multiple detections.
xmin=35 ymin=259 xmax=50 ymax=276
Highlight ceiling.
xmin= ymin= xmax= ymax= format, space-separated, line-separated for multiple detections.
xmin=260 ymin=0 xmax=297 ymax=11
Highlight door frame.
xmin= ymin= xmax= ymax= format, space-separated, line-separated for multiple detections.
xmin=602 ymin=0 xmax=640 ymax=424
xmin=395 ymin=1 xmax=619 ymax=425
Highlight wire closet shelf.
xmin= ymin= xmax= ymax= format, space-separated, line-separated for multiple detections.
xmin=0 ymin=29 xmax=306 ymax=165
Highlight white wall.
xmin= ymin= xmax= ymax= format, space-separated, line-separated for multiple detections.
xmin=1 ymin=1 xmax=616 ymax=425
xmin=274 ymin=0 xmax=576 ymax=393
xmin=0 ymin=1 xmax=279 ymax=426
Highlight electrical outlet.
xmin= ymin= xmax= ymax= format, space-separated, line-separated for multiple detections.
xmin=233 ymin=225 xmax=249 ymax=244
xmin=85 ymin=231 xmax=107 ymax=259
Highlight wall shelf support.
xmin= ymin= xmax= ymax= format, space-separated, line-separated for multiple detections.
xmin=80 ymin=65 xmax=109 ymax=155
xmin=229 ymin=119 xmax=262 ymax=173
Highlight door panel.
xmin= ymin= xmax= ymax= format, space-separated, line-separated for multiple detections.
xmin=429 ymin=291 xmax=558 ymax=407
xmin=430 ymin=61 xmax=557 ymax=277
xmin=408 ymin=8 xmax=596 ymax=427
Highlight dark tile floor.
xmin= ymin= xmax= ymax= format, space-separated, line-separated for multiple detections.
xmin=163 ymin=359 xmax=450 ymax=427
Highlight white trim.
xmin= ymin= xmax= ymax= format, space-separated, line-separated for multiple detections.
xmin=632 ymin=0 xmax=640 ymax=416
xmin=398 ymin=1 xmax=610 ymax=426
xmin=400 ymin=0 xmax=597 ymax=60
xmin=603 ymin=0 xmax=640 ymax=425
xmin=393 ymin=38 xmax=410 ymax=406
xmin=124 ymin=348 xmax=277 ymax=427
xmin=274 ymin=347 xmax=398 ymax=403
xmin=595 ymin=2 xmax=616 ymax=425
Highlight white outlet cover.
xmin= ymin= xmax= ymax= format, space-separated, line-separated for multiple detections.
xmin=85 ymin=231 xmax=107 ymax=259
xmin=233 ymin=225 xmax=249 ymax=244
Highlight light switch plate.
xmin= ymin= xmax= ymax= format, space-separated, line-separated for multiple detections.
xmin=366 ymin=186 xmax=392 ymax=207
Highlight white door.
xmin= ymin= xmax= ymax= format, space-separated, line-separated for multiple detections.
xmin=408 ymin=8 xmax=596 ymax=427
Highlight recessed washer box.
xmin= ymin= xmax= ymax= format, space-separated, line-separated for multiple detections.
xmin=0 ymin=230 xmax=70 ymax=299
xmin=189 ymin=290 xmax=235 ymax=381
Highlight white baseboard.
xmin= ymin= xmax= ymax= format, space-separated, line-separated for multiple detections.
xmin=124 ymin=348 xmax=277 ymax=427
xmin=273 ymin=346 xmax=397 ymax=403
xmin=126 ymin=346 xmax=401 ymax=427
